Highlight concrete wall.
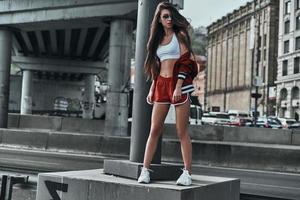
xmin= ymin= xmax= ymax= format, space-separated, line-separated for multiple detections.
xmin=164 ymin=124 xmax=299 ymax=145
xmin=208 ymin=93 xmax=224 ymax=111
xmin=226 ymin=90 xmax=250 ymax=112
xmin=7 ymin=113 xmax=300 ymax=145
xmin=9 ymin=76 xmax=83 ymax=111
xmin=34 ymin=79 xmax=83 ymax=111
xmin=8 ymin=113 xmax=104 ymax=134
xmin=2 ymin=122 xmax=300 ymax=173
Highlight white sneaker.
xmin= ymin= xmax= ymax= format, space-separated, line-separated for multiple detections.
xmin=138 ymin=167 xmax=152 ymax=183
xmin=176 ymin=169 xmax=192 ymax=186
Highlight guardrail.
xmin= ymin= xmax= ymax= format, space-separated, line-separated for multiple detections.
xmin=0 ymin=175 xmax=29 ymax=200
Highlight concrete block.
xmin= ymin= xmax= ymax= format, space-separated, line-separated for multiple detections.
xmin=61 ymin=178 xmax=89 ymax=200
xmin=223 ymin=126 xmax=292 ymax=144
xmin=103 ymin=160 xmax=182 ymax=180
xmin=19 ymin=114 xmax=62 ymax=131
xmin=1 ymin=129 xmax=48 ymax=149
xmin=36 ymin=169 xmax=240 ymax=200
xmin=36 ymin=173 xmax=63 ymax=200
xmin=7 ymin=113 xmax=20 ymax=128
xmin=61 ymin=117 xmax=104 ymax=134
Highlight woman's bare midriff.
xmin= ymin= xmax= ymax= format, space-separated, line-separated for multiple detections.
xmin=159 ymin=59 xmax=177 ymax=77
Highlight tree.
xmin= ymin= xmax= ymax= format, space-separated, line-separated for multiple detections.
xmin=190 ymin=26 xmax=207 ymax=56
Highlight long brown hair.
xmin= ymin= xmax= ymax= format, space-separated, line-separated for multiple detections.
xmin=144 ymin=2 xmax=193 ymax=80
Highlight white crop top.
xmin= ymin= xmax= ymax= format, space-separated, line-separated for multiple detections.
xmin=157 ymin=33 xmax=180 ymax=61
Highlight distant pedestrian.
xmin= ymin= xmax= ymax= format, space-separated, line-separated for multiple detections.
xmin=138 ymin=2 xmax=197 ymax=186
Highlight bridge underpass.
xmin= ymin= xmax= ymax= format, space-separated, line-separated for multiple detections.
xmin=0 ymin=0 xmax=137 ymax=134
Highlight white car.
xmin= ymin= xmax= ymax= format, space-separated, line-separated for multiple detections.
xmin=201 ymin=112 xmax=230 ymax=125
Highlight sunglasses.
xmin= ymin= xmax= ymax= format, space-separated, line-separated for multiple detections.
xmin=162 ymin=14 xmax=172 ymax=20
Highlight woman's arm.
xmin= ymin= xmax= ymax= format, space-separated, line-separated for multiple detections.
xmin=147 ymin=80 xmax=155 ymax=104
xmin=149 ymin=80 xmax=155 ymax=92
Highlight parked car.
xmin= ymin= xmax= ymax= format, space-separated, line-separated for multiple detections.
xmin=288 ymin=123 xmax=300 ymax=129
xmin=189 ymin=105 xmax=202 ymax=125
xmin=201 ymin=112 xmax=230 ymax=125
xmin=228 ymin=110 xmax=249 ymax=119
xmin=228 ymin=117 xmax=252 ymax=127
xmin=254 ymin=117 xmax=283 ymax=129
xmin=214 ymin=118 xmax=231 ymax=126
xmin=278 ymin=118 xmax=297 ymax=128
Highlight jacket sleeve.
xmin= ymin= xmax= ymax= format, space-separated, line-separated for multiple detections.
xmin=177 ymin=60 xmax=197 ymax=80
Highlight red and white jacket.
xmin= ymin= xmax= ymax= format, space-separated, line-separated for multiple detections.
xmin=156 ymin=52 xmax=198 ymax=94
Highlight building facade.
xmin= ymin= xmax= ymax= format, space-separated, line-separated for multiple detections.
xmin=206 ymin=0 xmax=279 ymax=116
xmin=276 ymin=0 xmax=300 ymax=119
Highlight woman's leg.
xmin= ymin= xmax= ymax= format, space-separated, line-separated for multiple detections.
xmin=143 ymin=103 xmax=170 ymax=168
xmin=175 ymin=100 xmax=192 ymax=173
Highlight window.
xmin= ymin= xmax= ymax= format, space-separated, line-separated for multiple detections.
xmin=263 ymin=34 xmax=267 ymax=47
xmin=297 ymin=0 xmax=300 ymax=9
xmin=285 ymin=1 xmax=291 ymax=14
xmin=295 ymin=57 xmax=300 ymax=74
xmin=264 ymin=49 xmax=267 ymax=61
xmin=284 ymin=20 xmax=290 ymax=34
xmin=296 ymin=16 xmax=300 ymax=30
xmin=284 ymin=40 xmax=289 ymax=53
xmin=296 ymin=37 xmax=300 ymax=50
xmin=262 ymin=66 xmax=266 ymax=83
xmin=258 ymin=36 xmax=261 ymax=48
xmin=282 ymin=60 xmax=288 ymax=76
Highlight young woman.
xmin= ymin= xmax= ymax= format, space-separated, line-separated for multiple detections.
xmin=137 ymin=2 xmax=197 ymax=186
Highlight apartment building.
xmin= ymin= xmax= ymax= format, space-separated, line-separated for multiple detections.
xmin=276 ymin=0 xmax=300 ymax=119
xmin=206 ymin=0 xmax=279 ymax=115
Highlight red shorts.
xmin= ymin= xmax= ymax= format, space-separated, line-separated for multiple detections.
xmin=147 ymin=75 xmax=191 ymax=106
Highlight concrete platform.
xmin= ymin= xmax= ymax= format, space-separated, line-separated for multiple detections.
xmin=103 ymin=160 xmax=183 ymax=180
xmin=36 ymin=169 xmax=240 ymax=200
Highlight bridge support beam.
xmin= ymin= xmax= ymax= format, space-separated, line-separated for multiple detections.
xmin=82 ymin=74 xmax=95 ymax=119
xmin=0 ymin=28 xmax=12 ymax=128
xmin=20 ymin=70 xmax=33 ymax=115
xmin=105 ymin=19 xmax=133 ymax=136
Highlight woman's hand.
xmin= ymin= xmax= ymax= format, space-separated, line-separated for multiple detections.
xmin=147 ymin=90 xmax=154 ymax=104
xmin=172 ymin=87 xmax=182 ymax=102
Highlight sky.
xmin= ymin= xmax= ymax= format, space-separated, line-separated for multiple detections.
xmin=180 ymin=0 xmax=252 ymax=28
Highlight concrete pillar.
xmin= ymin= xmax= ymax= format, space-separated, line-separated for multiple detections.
xmin=130 ymin=0 xmax=162 ymax=163
xmin=104 ymin=19 xmax=133 ymax=136
xmin=20 ymin=70 xmax=33 ymax=114
xmin=0 ymin=28 xmax=12 ymax=128
xmin=82 ymin=74 xmax=95 ymax=119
